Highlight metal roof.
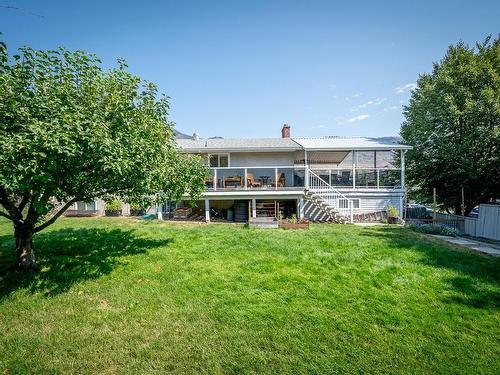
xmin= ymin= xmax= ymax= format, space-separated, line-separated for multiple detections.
xmin=176 ymin=138 xmax=302 ymax=152
xmin=292 ymin=137 xmax=411 ymax=151
xmin=176 ymin=136 xmax=411 ymax=152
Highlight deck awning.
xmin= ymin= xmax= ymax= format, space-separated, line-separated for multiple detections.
xmin=292 ymin=137 xmax=412 ymax=151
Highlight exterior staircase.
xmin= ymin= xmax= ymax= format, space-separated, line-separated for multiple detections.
xmin=305 ymin=169 xmax=352 ymax=224
xmin=304 ymin=190 xmax=349 ymax=223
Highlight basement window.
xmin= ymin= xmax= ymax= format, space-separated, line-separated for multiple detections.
xmin=338 ymin=198 xmax=360 ymax=209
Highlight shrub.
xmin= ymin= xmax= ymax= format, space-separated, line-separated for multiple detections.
xmin=288 ymin=214 xmax=298 ymax=224
xmin=105 ymin=199 xmax=122 ymax=211
xmin=387 ymin=205 xmax=399 ymax=218
xmin=130 ymin=202 xmax=144 ymax=211
xmin=409 ymin=224 xmax=459 ymax=237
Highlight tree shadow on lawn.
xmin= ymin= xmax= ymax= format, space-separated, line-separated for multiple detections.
xmin=360 ymin=227 xmax=500 ymax=310
xmin=0 ymin=227 xmax=172 ymax=301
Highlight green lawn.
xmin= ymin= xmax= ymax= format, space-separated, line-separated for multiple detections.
xmin=0 ymin=218 xmax=499 ymax=374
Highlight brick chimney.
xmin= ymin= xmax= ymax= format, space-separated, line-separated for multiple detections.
xmin=281 ymin=123 xmax=290 ymax=138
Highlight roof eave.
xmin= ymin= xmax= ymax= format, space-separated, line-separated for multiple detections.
xmin=178 ymin=147 xmax=302 ymax=153
xmin=302 ymin=146 xmax=412 ymax=151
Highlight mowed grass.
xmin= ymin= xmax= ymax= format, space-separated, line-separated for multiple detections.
xmin=0 ymin=218 xmax=499 ymax=374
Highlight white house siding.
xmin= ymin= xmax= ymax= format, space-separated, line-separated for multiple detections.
xmin=229 ymin=152 xmax=295 ymax=167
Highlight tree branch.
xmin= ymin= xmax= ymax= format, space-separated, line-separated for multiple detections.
xmin=33 ymin=198 xmax=77 ymax=233
xmin=0 ymin=186 xmax=20 ymax=221
xmin=17 ymin=191 xmax=31 ymax=213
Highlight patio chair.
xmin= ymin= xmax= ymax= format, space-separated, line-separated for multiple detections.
xmin=246 ymin=173 xmax=262 ymax=188
xmin=204 ymin=177 xmax=214 ymax=188
xmin=341 ymin=171 xmax=351 ymax=185
xmin=276 ymin=172 xmax=286 ymax=187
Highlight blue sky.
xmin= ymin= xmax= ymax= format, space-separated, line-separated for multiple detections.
xmin=1 ymin=1 xmax=499 ymax=138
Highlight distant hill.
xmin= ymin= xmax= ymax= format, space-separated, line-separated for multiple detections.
xmin=173 ymin=129 xmax=192 ymax=139
xmin=369 ymin=136 xmax=403 ymax=145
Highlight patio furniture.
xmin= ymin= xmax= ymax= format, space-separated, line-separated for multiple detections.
xmin=204 ymin=177 xmax=215 ymax=188
xmin=223 ymin=176 xmax=242 ymax=188
xmin=276 ymin=172 xmax=286 ymax=187
xmin=341 ymin=171 xmax=351 ymax=185
xmin=259 ymin=175 xmax=271 ymax=186
xmin=246 ymin=173 xmax=262 ymax=188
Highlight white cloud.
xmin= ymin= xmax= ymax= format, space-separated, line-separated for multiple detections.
xmin=328 ymin=83 xmax=337 ymax=89
xmin=383 ymin=106 xmax=398 ymax=112
xmin=345 ymin=93 xmax=362 ymax=100
xmin=312 ymin=125 xmax=325 ymax=129
xmin=346 ymin=114 xmax=369 ymax=123
xmin=395 ymin=83 xmax=416 ymax=94
xmin=332 ymin=95 xmax=338 ymax=99
xmin=399 ymin=99 xmax=405 ymax=104
xmin=349 ymin=97 xmax=387 ymax=112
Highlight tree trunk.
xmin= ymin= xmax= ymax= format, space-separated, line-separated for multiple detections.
xmin=15 ymin=225 xmax=36 ymax=271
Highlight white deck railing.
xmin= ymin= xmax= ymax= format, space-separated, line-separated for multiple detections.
xmin=204 ymin=165 xmax=402 ymax=192
xmin=308 ymin=169 xmax=353 ymax=220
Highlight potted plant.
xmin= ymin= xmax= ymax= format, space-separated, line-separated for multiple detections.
xmin=387 ymin=205 xmax=399 ymax=224
xmin=105 ymin=199 xmax=123 ymax=216
xmin=129 ymin=202 xmax=145 ymax=216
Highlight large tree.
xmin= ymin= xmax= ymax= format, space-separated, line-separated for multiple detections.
xmin=0 ymin=42 xmax=206 ymax=270
xmin=401 ymin=36 xmax=500 ymax=214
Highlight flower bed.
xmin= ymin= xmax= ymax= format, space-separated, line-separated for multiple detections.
xmin=279 ymin=218 xmax=310 ymax=230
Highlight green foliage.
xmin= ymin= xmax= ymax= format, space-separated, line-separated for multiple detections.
xmin=129 ymin=201 xmax=144 ymax=211
xmin=288 ymin=214 xmax=298 ymax=224
xmin=0 ymin=42 xmax=207 ymax=241
xmin=401 ymin=36 xmax=500 ymax=214
xmin=409 ymin=223 xmax=459 ymax=237
xmin=387 ymin=205 xmax=400 ymax=218
xmin=105 ymin=199 xmax=122 ymax=211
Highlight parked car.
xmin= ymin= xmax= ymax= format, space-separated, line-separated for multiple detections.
xmin=406 ymin=203 xmax=432 ymax=219
xmin=468 ymin=206 xmax=479 ymax=218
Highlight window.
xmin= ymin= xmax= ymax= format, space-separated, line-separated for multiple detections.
xmin=352 ymin=199 xmax=360 ymax=209
xmin=75 ymin=200 xmax=96 ymax=211
xmin=338 ymin=198 xmax=360 ymax=209
xmin=208 ymin=154 xmax=229 ymax=167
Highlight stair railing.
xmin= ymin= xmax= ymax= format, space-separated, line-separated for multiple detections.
xmin=308 ymin=169 xmax=353 ymax=221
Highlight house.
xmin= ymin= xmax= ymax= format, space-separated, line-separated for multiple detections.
xmin=160 ymin=124 xmax=411 ymax=223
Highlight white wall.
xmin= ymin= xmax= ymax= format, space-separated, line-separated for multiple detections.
xmin=230 ymin=152 xmax=295 ymax=167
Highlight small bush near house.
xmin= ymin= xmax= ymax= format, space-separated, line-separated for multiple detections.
xmin=387 ymin=205 xmax=400 ymax=224
xmin=129 ymin=202 xmax=146 ymax=216
xmin=387 ymin=205 xmax=399 ymax=218
xmin=105 ymin=199 xmax=122 ymax=211
xmin=105 ymin=199 xmax=123 ymax=216
xmin=409 ymin=223 xmax=459 ymax=237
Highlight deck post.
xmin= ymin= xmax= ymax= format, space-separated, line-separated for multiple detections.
xmin=352 ymin=150 xmax=356 ymax=189
xmin=400 ymin=150 xmax=405 ymax=189
xmin=298 ymin=198 xmax=304 ymax=219
xmin=304 ymin=150 xmax=309 ymax=189
xmin=204 ymin=198 xmax=210 ymax=222
xmin=252 ymin=198 xmax=257 ymax=218
xmin=213 ymin=169 xmax=217 ymax=191
xmin=244 ymin=168 xmax=248 ymax=190
xmin=350 ymin=200 xmax=354 ymax=224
